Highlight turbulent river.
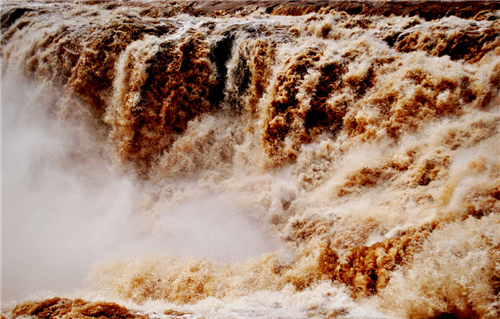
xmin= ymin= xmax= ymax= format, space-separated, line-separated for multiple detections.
xmin=2 ymin=1 xmax=500 ymax=318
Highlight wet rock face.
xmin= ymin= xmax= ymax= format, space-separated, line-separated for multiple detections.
xmin=11 ymin=298 xmax=150 ymax=319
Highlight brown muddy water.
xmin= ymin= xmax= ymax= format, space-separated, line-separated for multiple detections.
xmin=2 ymin=1 xmax=500 ymax=318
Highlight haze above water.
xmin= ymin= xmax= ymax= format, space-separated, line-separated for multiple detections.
xmin=2 ymin=1 xmax=500 ymax=318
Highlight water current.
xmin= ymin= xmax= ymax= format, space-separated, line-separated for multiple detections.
xmin=2 ymin=1 xmax=500 ymax=318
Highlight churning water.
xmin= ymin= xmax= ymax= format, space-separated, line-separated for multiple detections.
xmin=2 ymin=1 xmax=500 ymax=318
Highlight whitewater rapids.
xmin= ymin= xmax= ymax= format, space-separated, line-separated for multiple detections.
xmin=2 ymin=1 xmax=500 ymax=318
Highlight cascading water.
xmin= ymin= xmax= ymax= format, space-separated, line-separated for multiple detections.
xmin=2 ymin=1 xmax=500 ymax=318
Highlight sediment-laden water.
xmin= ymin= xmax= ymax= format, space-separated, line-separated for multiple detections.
xmin=2 ymin=1 xmax=500 ymax=318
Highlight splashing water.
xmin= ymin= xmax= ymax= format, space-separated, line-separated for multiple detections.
xmin=2 ymin=1 xmax=500 ymax=318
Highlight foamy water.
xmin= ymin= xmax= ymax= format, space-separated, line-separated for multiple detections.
xmin=2 ymin=1 xmax=500 ymax=318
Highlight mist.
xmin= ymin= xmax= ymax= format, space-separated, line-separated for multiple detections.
xmin=2 ymin=1 xmax=499 ymax=317
xmin=1 ymin=71 xmax=281 ymax=304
